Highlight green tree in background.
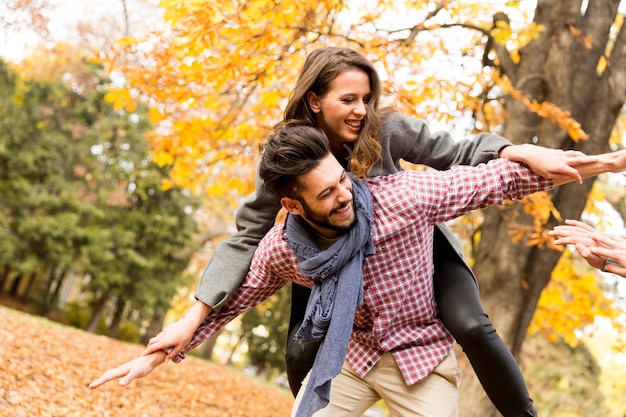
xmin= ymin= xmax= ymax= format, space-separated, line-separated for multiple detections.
xmin=240 ymin=284 xmax=291 ymax=379
xmin=0 ymin=52 xmax=200 ymax=342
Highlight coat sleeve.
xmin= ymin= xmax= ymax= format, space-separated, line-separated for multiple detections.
xmin=194 ymin=163 xmax=282 ymax=310
xmin=377 ymin=112 xmax=512 ymax=173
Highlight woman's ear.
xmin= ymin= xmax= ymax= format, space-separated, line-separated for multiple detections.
xmin=306 ymin=91 xmax=321 ymax=113
xmin=281 ymin=197 xmax=302 ymax=215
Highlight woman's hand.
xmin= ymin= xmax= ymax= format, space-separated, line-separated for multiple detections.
xmin=500 ymin=144 xmax=597 ymax=184
xmin=143 ymin=300 xmax=212 ymax=360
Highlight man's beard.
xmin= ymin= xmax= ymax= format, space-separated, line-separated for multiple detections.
xmin=298 ymin=197 xmax=356 ymax=234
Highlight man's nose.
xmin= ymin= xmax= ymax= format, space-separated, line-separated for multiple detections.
xmin=338 ymin=184 xmax=353 ymax=202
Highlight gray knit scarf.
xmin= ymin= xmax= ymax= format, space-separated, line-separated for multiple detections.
xmin=283 ymin=177 xmax=375 ymax=417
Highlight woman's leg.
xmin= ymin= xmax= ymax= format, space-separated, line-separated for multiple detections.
xmin=433 ymin=234 xmax=537 ymax=417
xmin=285 ymin=282 xmax=321 ymax=396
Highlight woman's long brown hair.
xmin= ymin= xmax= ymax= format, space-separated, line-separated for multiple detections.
xmin=279 ymin=47 xmax=385 ymax=177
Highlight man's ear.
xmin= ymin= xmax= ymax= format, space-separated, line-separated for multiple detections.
xmin=281 ymin=197 xmax=302 ymax=215
xmin=306 ymin=91 xmax=321 ymax=113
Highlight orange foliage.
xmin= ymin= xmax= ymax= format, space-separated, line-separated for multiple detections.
xmin=95 ymin=0 xmax=533 ymax=199
xmin=0 ymin=306 xmax=294 ymax=417
xmin=500 ymin=78 xmax=589 ymax=141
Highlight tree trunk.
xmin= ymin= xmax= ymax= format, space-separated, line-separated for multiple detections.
xmin=141 ymin=306 xmax=167 ymax=345
xmin=9 ymin=272 xmax=26 ymax=297
xmin=44 ymin=269 xmax=68 ymax=313
xmin=108 ymin=296 xmax=126 ymax=338
xmin=199 ymin=333 xmax=219 ymax=360
xmin=86 ymin=290 xmax=111 ymax=333
xmin=0 ymin=265 xmax=11 ymax=291
xmin=460 ymin=1 xmax=626 ymax=415
xmin=23 ymin=266 xmax=50 ymax=305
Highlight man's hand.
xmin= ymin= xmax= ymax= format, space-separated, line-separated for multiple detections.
xmin=499 ymin=144 xmax=597 ymax=184
xmin=89 ymin=350 xmax=167 ymax=390
xmin=143 ymin=300 xmax=212 ymax=360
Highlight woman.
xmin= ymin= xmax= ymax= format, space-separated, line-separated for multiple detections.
xmin=146 ymin=47 xmax=591 ymax=417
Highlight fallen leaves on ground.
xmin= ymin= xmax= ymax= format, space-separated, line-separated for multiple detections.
xmin=0 ymin=307 xmax=294 ymax=417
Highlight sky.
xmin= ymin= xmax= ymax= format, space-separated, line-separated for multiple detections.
xmin=0 ymin=0 xmax=161 ymax=62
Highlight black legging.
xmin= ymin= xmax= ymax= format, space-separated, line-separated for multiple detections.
xmin=284 ymin=232 xmax=537 ymax=417
xmin=433 ymin=235 xmax=537 ymax=417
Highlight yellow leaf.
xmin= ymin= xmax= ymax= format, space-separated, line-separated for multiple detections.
xmin=116 ymin=37 xmax=143 ymax=46
xmin=154 ymin=150 xmax=175 ymax=167
xmin=104 ymin=88 xmax=136 ymax=112
xmin=161 ymin=178 xmax=174 ymax=191
xmin=148 ymin=107 xmax=165 ymax=124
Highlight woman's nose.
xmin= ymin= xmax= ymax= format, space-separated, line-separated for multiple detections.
xmin=354 ymin=100 xmax=367 ymax=116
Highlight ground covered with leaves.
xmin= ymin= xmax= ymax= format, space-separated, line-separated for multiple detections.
xmin=0 ymin=306 xmax=294 ymax=417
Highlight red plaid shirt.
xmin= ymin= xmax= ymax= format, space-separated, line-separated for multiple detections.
xmin=174 ymin=159 xmax=553 ymax=385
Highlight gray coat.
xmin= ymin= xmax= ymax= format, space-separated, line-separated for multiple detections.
xmin=195 ymin=112 xmax=512 ymax=309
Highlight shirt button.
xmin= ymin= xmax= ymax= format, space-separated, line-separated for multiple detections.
xmin=366 ymin=361 xmax=372 ymax=366
xmin=379 ymin=338 xmax=384 ymax=343
xmin=374 ymin=312 xmax=380 ymax=317
xmin=363 ymin=285 xmax=369 ymax=290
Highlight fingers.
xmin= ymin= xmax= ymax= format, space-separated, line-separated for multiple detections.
xmin=550 ymin=220 xmax=602 ymax=243
xmin=88 ymin=366 xmax=131 ymax=390
xmin=142 ymin=332 xmax=181 ymax=358
xmin=143 ymin=334 xmax=163 ymax=355
xmin=554 ymin=166 xmax=583 ymax=184
xmin=587 ymin=246 xmax=626 ymax=277
xmin=587 ymin=245 xmax=620 ymax=259
xmin=588 ymin=232 xmax=624 ymax=250
xmin=542 ymin=151 xmax=598 ymax=184
xmin=89 ymin=352 xmax=166 ymax=390
xmin=560 ymin=151 xmax=599 ymax=165
xmin=165 ymin=345 xmax=182 ymax=361
xmin=552 ymin=235 xmax=596 ymax=247
xmin=573 ymin=243 xmax=605 ymax=269
xmin=550 ymin=225 xmax=594 ymax=242
xmin=563 ymin=219 xmax=595 ymax=231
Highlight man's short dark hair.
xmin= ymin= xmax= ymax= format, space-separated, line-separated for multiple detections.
xmin=259 ymin=124 xmax=331 ymax=198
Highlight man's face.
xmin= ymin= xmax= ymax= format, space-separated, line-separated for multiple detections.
xmin=283 ymin=153 xmax=356 ymax=239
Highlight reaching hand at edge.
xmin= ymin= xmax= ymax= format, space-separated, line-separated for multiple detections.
xmin=550 ymin=219 xmax=626 ymax=277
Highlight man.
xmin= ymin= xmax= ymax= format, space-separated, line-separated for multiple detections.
xmin=89 ymin=125 xmax=626 ymax=417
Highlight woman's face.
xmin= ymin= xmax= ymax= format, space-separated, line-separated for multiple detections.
xmin=307 ymin=69 xmax=371 ymax=155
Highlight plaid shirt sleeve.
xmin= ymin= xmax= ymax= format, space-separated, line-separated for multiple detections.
xmin=172 ymin=224 xmax=299 ymax=362
xmin=400 ymin=158 xmax=554 ymax=225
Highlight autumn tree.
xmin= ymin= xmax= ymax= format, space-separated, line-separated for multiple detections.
xmin=98 ymin=1 xmax=626 ymax=415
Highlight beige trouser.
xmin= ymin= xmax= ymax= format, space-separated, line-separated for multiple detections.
xmin=291 ymin=351 xmax=460 ymax=417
